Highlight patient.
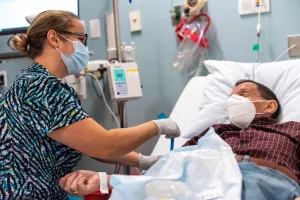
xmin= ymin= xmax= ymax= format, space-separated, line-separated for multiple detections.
xmin=60 ymin=80 xmax=300 ymax=199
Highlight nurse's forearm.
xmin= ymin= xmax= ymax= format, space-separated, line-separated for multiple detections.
xmin=93 ymin=152 xmax=139 ymax=167
xmin=48 ymin=118 xmax=158 ymax=159
xmin=105 ymin=123 xmax=158 ymax=158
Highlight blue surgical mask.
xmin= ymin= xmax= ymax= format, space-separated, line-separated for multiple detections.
xmin=56 ymin=34 xmax=89 ymax=75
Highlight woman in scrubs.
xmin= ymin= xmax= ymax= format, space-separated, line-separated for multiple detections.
xmin=0 ymin=10 xmax=180 ymax=199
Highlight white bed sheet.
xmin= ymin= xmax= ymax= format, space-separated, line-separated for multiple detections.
xmin=151 ymin=77 xmax=208 ymax=156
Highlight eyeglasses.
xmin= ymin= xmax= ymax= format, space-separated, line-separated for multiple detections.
xmin=59 ymin=31 xmax=88 ymax=46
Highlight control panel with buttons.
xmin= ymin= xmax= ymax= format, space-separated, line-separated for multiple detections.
xmin=116 ymin=82 xmax=128 ymax=95
xmin=107 ymin=62 xmax=143 ymax=101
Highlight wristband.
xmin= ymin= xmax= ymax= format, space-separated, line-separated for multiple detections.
xmin=98 ymin=172 xmax=109 ymax=194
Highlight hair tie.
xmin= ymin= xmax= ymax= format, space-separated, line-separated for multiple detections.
xmin=26 ymin=45 xmax=30 ymax=53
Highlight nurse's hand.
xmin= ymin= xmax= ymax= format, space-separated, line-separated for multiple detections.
xmin=60 ymin=170 xmax=110 ymax=197
xmin=139 ymin=154 xmax=161 ymax=171
xmin=153 ymin=119 xmax=181 ymax=138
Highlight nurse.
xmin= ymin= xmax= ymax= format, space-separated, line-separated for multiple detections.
xmin=0 ymin=10 xmax=180 ymax=199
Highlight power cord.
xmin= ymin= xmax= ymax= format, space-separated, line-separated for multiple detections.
xmin=109 ymin=58 xmax=119 ymax=63
xmin=63 ymin=74 xmax=85 ymax=86
xmin=66 ymin=75 xmax=86 ymax=85
xmin=85 ymin=73 xmax=121 ymax=128
xmin=256 ymin=1 xmax=262 ymax=62
xmin=273 ymin=44 xmax=297 ymax=62
xmin=91 ymin=75 xmax=103 ymax=99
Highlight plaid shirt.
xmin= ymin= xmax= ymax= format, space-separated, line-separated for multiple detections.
xmin=184 ymin=117 xmax=300 ymax=180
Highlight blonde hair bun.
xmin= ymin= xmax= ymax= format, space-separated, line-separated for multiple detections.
xmin=11 ymin=34 xmax=29 ymax=53
xmin=11 ymin=11 xmax=79 ymax=59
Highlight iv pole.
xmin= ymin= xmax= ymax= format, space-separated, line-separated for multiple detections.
xmin=113 ymin=0 xmax=131 ymax=175
xmin=113 ymin=0 xmax=122 ymax=63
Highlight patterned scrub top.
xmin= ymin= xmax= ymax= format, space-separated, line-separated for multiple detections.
xmin=0 ymin=63 xmax=89 ymax=199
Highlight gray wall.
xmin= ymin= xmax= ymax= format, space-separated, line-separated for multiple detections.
xmin=1 ymin=0 xmax=300 ymax=173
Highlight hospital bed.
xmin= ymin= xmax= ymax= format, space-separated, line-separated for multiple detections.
xmin=151 ymin=76 xmax=207 ymax=156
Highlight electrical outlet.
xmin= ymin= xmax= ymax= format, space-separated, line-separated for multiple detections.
xmin=288 ymin=35 xmax=300 ymax=57
xmin=0 ymin=71 xmax=8 ymax=87
xmin=129 ymin=10 xmax=142 ymax=32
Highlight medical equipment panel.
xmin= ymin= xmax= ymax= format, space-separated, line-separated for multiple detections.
xmin=238 ymin=0 xmax=270 ymax=15
xmin=107 ymin=62 xmax=142 ymax=101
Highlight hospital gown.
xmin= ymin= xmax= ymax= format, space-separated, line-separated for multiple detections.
xmin=0 ymin=63 xmax=88 ymax=199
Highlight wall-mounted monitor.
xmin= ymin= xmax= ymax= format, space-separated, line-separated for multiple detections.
xmin=0 ymin=0 xmax=79 ymax=36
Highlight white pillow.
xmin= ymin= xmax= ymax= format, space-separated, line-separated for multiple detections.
xmin=202 ymin=60 xmax=254 ymax=103
xmin=183 ymin=60 xmax=255 ymax=139
xmin=183 ymin=59 xmax=300 ymax=139
xmin=255 ymin=59 xmax=300 ymax=122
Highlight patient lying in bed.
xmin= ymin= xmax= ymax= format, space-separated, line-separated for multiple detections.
xmin=60 ymin=79 xmax=300 ymax=200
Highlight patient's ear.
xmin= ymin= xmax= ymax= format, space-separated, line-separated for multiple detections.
xmin=264 ymin=100 xmax=278 ymax=115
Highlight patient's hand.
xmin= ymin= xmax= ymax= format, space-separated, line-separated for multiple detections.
xmin=60 ymin=170 xmax=110 ymax=197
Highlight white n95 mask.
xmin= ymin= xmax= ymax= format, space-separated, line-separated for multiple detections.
xmin=227 ymin=95 xmax=266 ymax=129
xmin=56 ymin=34 xmax=89 ymax=75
